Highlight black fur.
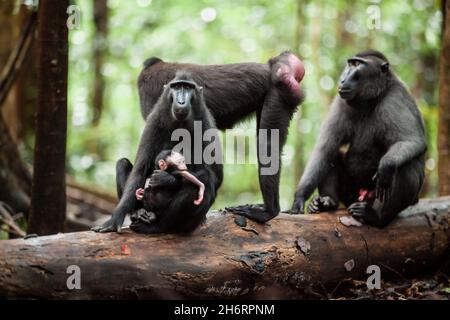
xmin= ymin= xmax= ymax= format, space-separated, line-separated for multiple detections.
xmin=93 ymin=72 xmax=223 ymax=233
xmin=292 ymin=50 xmax=426 ymax=228
xmin=142 ymin=150 xmax=184 ymax=214
xmin=136 ymin=52 xmax=305 ymax=222
xmin=143 ymin=57 xmax=162 ymax=69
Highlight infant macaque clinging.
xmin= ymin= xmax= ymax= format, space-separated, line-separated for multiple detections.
xmin=134 ymin=150 xmax=205 ymax=223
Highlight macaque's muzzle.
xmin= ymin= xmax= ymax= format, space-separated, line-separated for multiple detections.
xmin=170 ymin=80 xmax=196 ymax=121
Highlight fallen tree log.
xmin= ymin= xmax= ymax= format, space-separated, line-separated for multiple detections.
xmin=0 ymin=197 xmax=449 ymax=299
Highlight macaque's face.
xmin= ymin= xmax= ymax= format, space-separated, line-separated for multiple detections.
xmin=157 ymin=152 xmax=187 ymax=171
xmin=166 ymin=152 xmax=187 ymax=170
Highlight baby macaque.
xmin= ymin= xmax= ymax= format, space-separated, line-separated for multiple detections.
xmin=134 ymin=150 xmax=205 ymax=223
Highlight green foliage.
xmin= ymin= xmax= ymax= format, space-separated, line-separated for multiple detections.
xmin=67 ymin=0 xmax=442 ymax=210
xmin=0 ymin=229 xmax=7 ymax=240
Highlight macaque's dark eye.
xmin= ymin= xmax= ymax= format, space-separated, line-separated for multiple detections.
xmin=169 ymin=82 xmax=195 ymax=90
xmin=348 ymin=60 xmax=360 ymax=67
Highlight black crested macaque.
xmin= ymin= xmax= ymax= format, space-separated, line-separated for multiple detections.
xmin=133 ymin=150 xmax=205 ymax=224
xmin=92 ymin=72 xmax=222 ymax=233
xmin=136 ymin=52 xmax=305 ymax=223
xmin=291 ymin=50 xmax=426 ymax=228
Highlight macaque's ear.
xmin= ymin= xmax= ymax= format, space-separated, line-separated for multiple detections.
xmin=198 ymin=86 xmax=203 ymax=91
xmin=381 ymin=62 xmax=389 ymax=73
xmin=163 ymin=84 xmax=167 ymax=88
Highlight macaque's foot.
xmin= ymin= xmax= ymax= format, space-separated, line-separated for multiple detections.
xmin=307 ymin=196 xmax=338 ymax=214
xmin=129 ymin=220 xmax=164 ymax=234
xmin=348 ymin=201 xmax=374 ymax=222
xmin=348 ymin=201 xmax=389 ymax=228
xmin=91 ymin=216 xmax=123 ymax=233
xmin=130 ymin=209 xmax=157 ymax=225
xmin=225 ymin=204 xmax=278 ymax=223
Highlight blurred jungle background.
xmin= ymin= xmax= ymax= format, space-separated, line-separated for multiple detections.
xmin=0 ymin=0 xmax=449 ymax=236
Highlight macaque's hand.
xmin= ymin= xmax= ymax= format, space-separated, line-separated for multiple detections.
xmin=91 ymin=214 xmax=124 ymax=233
xmin=148 ymin=170 xmax=172 ymax=188
xmin=307 ymin=195 xmax=338 ymax=213
xmin=194 ymin=184 xmax=205 ymax=205
xmin=135 ymin=188 xmax=144 ymax=201
xmin=373 ymin=165 xmax=395 ymax=203
xmin=291 ymin=193 xmax=306 ymax=214
xmin=177 ymin=170 xmax=205 ymax=205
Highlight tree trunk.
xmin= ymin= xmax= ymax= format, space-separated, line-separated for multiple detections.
xmin=0 ymin=0 xmax=20 ymax=142
xmin=0 ymin=4 xmax=38 ymax=145
xmin=28 ymin=0 xmax=69 ymax=235
xmin=292 ymin=0 xmax=308 ymax=184
xmin=0 ymin=116 xmax=31 ymax=214
xmin=13 ymin=5 xmax=38 ymax=144
xmin=91 ymin=0 xmax=108 ymax=127
xmin=0 ymin=3 xmax=33 ymax=215
xmin=1 ymin=197 xmax=449 ymax=299
xmin=439 ymin=0 xmax=450 ymax=196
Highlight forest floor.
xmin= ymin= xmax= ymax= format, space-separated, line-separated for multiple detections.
xmin=322 ymin=271 xmax=450 ymax=300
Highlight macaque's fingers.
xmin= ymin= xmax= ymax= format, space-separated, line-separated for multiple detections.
xmin=381 ymin=188 xmax=386 ymax=203
xmin=91 ymin=225 xmax=102 ymax=232
xmin=354 ymin=202 xmax=366 ymax=209
xmin=139 ymin=213 xmax=156 ymax=224
xmin=351 ymin=210 xmax=365 ymax=219
xmin=307 ymin=199 xmax=319 ymax=213
xmin=308 ymin=206 xmax=319 ymax=214
xmin=386 ymin=186 xmax=392 ymax=202
xmin=96 ymin=224 xmax=118 ymax=233
xmin=178 ymin=170 xmax=205 ymax=204
xmin=194 ymin=188 xmax=205 ymax=205
xmin=135 ymin=188 xmax=144 ymax=200
xmin=291 ymin=197 xmax=305 ymax=214
xmin=375 ymin=187 xmax=382 ymax=202
xmin=348 ymin=202 xmax=366 ymax=215
xmin=91 ymin=216 xmax=122 ymax=233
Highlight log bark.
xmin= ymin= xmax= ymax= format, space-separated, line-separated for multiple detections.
xmin=0 ymin=197 xmax=449 ymax=299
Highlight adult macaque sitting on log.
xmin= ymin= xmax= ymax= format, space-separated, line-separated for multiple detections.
xmin=92 ymin=72 xmax=223 ymax=233
xmin=137 ymin=51 xmax=305 ymax=223
xmin=133 ymin=150 xmax=205 ymax=224
xmin=292 ymin=50 xmax=427 ymax=228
